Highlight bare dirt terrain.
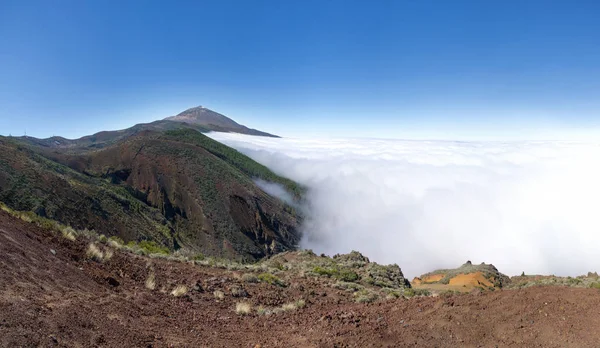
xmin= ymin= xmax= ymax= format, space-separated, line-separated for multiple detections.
xmin=1 ymin=210 xmax=600 ymax=347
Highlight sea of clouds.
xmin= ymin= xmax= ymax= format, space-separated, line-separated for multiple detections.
xmin=209 ymin=132 xmax=600 ymax=278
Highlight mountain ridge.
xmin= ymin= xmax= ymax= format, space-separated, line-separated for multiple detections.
xmin=13 ymin=105 xmax=278 ymax=149
xmin=165 ymin=106 xmax=279 ymax=138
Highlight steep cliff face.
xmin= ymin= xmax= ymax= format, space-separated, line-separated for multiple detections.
xmin=0 ymin=129 xmax=301 ymax=261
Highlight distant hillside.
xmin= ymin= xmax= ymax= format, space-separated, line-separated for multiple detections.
xmin=0 ymin=128 xmax=300 ymax=261
xmin=15 ymin=120 xmax=209 ymax=150
xmin=15 ymin=106 xmax=277 ymax=150
xmin=165 ymin=106 xmax=279 ymax=137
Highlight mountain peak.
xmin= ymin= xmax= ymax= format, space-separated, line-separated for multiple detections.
xmin=165 ymin=106 xmax=278 ymax=138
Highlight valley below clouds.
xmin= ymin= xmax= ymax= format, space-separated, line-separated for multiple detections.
xmin=209 ymin=133 xmax=600 ymax=278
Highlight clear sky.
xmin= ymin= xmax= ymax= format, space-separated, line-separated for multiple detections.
xmin=1 ymin=0 xmax=599 ymax=140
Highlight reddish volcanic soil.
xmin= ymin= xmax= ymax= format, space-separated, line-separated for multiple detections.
xmin=1 ymin=210 xmax=600 ymax=347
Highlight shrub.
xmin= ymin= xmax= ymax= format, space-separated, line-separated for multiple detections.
xmin=590 ymin=282 xmax=600 ymax=289
xmin=381 ymin=288 xmax=402 ymax=298
xmin=354 ymin=289 xmax=379 ymax=303
xmin=403 ymin=288 xmax=431 ymax=298
xmin=258 ymin=273 xmax=286 ymax=287
xmin=241 ymin=273 xmax=259 ymax=283
xmin=312 ymin=266 xmax=359 ymax=282
xmin=338 ymin=269 xmax=360 ymax=282
xmin=138 ymin=240 xmax=170 ymax=255
xmin=230 ymin=285 xmax=248 ymax=297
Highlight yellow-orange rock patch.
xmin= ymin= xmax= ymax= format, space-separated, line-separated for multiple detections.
xmin=448 ymin=272 xmax=493 ymax=287
xmin=421 ymin=274 xmax=445 ymax=283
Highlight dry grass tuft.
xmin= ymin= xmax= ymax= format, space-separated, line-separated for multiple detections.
xmin=256 ymin=306 xmax=270 ymax=316
xmin=108 ymin=239 xmax=122 ymax=249
xmin=145 ymin=272 xmax=156 ymax=290
xmin=103 ymin=248 xmax=114 ymax=261
xmin=281 ymin=299 xmax=306 ymax=311
xmin=235 ymin=302 xmax=252 ymax=315
xmin=61 ymin=227 xmax=77 ymax=241
xmin=281 ymin=302 xmax=297 ymax=311
xmin=86 ymin=243 xmax=104 ymax=262
xmin=171 ymin=285 xmax=188 ymax=297
xmin=213 ymin=290 xmax=225 ymax=300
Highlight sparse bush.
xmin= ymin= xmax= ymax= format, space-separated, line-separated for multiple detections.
xmin=235 ymin=302 xmax=252 ymax=315
xmin=258 ymin=273 xmax=286 ymax=287
xmin=381 ymin=288 xmax=402 ymax=298
xmin=213 ymin=290 xmax=225 ymax=300
xmin=439 ymin=290 xmax=462 ymax=297
xmin=241 ymin=273 xmax=259 ymax=283
xmin=354 ymin=289 xmax=379 ymax=303
xmin=256 ymin=306 xmax=270 ymax=316
xmin=403 ymin=288 xmax=431 ymax=298
xmin=171 ymin=285 xmax=188 ymax=297
xmin=299 ymin=249 xmax=316 ymax=257
xmin=271 ymin=260 xmax=285 ymax=270
xmin=333 ymin=281 xmax=364 ymax=292
xmin=281 ymin=299 xmax=306 ymax=311
xmin=312 ymin=266 xmax=359 ymax=282
xmin=138 ymin=240 xmax=170 ymax=255
xmin=230 ymin=285 xmax=248 ymax=297
xmin=363 ymin=262 xmax=411 ymax=289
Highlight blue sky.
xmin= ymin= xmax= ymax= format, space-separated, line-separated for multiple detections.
xmin=1 ymin=0 xmax=599 ymax=140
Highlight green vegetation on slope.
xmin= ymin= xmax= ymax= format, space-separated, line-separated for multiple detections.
xmin=0 ymin=137 xmax=175 ymax=247
xmin=163 ymin=129 xmax=304 ymax=197
xmin=0 ymin=128 xmax=303 ymax=261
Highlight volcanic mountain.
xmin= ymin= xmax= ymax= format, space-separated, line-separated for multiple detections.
xmin=165 ymin=106 xmax=279 ymax=137
xmin=0 ymin=124 xmax=300 ymax=261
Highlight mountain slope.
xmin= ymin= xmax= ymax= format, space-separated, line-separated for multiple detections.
xmin=165 ymin=106 xmax=279 ymax=137
xmin=15 ymin=120 xmax=209 ymax=150
xmin=0 ymin=129 xmax=301 ymax=260
xmin=2 ymin=209 xmax=600 ymax=347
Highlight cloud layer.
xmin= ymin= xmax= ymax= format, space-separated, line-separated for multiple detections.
xmin=209 ymin=132 xmax=600 ymax=278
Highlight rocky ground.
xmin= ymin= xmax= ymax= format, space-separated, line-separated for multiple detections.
xmin=2 ymin=210 xmax=600 ymax=347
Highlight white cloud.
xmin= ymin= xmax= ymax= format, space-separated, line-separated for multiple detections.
xmin=209 ymin=132 xmax=600 ymax=278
